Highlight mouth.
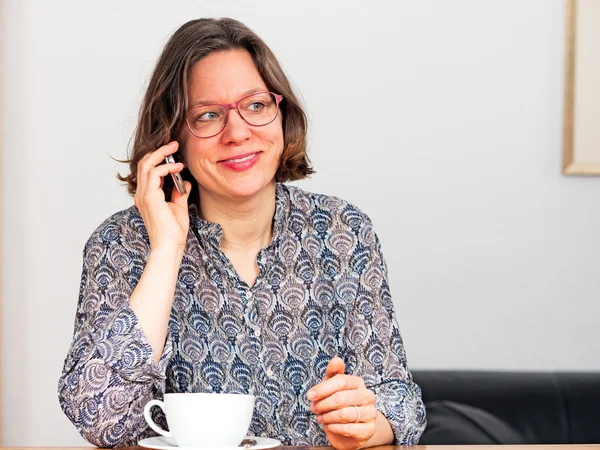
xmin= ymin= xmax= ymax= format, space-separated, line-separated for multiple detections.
xmin=218 ymin=151 xmax=262 ymax=172
xmin=219 ymin=152 xmax=260 ymax=163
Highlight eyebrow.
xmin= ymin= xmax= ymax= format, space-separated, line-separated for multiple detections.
xmin=189 ymin=88 xmax=265 ymax=108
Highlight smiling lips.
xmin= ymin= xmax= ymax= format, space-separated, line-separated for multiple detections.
xmin=219 ymin=152 xmax=261 ymax=171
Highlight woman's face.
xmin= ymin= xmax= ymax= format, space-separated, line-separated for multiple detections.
xmin=179 ymin=49 xmax=284 ymax=201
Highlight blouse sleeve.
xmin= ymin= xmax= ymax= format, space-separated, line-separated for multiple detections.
xmin=343 ymin=214 xmax=426 ymax=445
xmin=58 ymin=218 xmax=173 ymax=447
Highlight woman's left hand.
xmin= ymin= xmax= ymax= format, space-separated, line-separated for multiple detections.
xmin=307 ymin=357 xmax=378 ymax=450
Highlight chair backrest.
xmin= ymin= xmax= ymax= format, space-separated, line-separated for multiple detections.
xmin=412 ymin=370 xmax=600 ymax=444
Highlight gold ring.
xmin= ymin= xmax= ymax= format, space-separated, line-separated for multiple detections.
xmin=354 ymin=405 xmax=361 ymax=423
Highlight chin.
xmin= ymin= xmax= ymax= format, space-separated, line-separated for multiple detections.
xmin=224 ymin=177 xmax=275 ymax=199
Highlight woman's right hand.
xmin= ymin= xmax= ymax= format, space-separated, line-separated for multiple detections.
xmin=134 ymin=141 xmax=192 ymax=254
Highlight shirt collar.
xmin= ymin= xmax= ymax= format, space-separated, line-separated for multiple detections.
xmin=189 ymin=183 xmax=291 ymax=248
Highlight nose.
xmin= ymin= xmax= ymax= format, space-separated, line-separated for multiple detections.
xmin=221 ymin=108 xmax=252 ymax=144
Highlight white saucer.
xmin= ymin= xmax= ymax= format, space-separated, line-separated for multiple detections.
xmin=138 ymin=435 xmax=282 ymax=450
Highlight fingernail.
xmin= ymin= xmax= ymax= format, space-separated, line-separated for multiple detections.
xmin=316 ymin=415 xmax=323 ymax=423
xmin=307 ymin=390 xmax=316 ymax=400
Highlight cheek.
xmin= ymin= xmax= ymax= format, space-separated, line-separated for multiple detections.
xmin=273 ymin=120 xmax=285 ymax=154
xmin=181 ymin=139 xmax=217 ymax=164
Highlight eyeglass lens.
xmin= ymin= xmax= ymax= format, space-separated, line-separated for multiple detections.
xmin=187 ymin=92 xmax=279 ymax=138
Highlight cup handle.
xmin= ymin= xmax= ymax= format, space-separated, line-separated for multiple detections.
xmin=144 ymin=399 xmax=172 ymax=438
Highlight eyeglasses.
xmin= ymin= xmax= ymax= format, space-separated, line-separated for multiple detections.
xmin=186 ymin=91 xmax=284 ymax=138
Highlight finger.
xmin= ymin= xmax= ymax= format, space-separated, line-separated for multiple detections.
xmin=171 ymin=180 xmax=192 ymax=207
xmin=137 ymin=141 xmax=179 ymax=192
xmin=317 ymin=404 xmax=377 ymax=425
xmin=307 ymin=357 xmax=345 ymax=401
xmin=146 ymin=163 xmax=185 ymax=192
xmin=324 ymin=356 xmax=345 ymax=381
xmin=311 ymin=385 xmax=376 ymax=414
xmin=322 ymin=422 xmax=376 ymax=440
xmin=137 ymin=141 xmax=178 ymax=174
xmin=309 ymin=373 xmax=363 ymax=402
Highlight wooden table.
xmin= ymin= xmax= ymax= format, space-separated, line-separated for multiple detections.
xmin=2 ymin=445 xmax=600 ymax=450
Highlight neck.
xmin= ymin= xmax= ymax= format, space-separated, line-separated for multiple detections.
xmin=198 ymin=182 xmax=277 ymax=251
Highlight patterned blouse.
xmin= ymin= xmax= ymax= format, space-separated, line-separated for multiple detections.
xmin=58 ymin=183 xmax=426 ymax=447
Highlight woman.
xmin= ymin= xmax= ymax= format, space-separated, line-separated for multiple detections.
xmin=58 ymin=18 xmax=426 ymax=449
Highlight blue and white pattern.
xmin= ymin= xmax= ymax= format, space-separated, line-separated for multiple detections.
xmin=58 ymin=183 xmax=426 ymax=447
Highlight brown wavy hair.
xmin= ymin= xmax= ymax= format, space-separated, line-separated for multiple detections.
xmin=118 ymin=18 xmax=314 ymax=203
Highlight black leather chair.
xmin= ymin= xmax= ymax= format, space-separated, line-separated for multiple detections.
xmin=413 ymin=370 xmax=600 ymax=444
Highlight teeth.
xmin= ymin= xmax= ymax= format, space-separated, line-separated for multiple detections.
xmin=227 ymin=154 xmax=255 ymax=163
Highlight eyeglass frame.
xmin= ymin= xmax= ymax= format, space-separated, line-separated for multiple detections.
xmin=185 ymin=91 xmax=284 ymax=139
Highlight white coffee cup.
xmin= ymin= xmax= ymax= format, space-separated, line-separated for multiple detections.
xmin=144 ymin=393 xmax=255 ymax=448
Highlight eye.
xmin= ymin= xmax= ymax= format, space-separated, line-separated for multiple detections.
xmin=246 ymin=102 xmax=265 ymax=112
xmin=196 ymin=110 xmax=220 ymax=122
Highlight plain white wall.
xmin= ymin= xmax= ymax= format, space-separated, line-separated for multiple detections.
xmin=3 ymin=0 xmax=599 ymax=446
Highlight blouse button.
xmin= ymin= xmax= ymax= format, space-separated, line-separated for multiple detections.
xmin=245 ymin=291 xmax=253 ymax=299
xmin=254 ymin=329 xmax=261 ymax=337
